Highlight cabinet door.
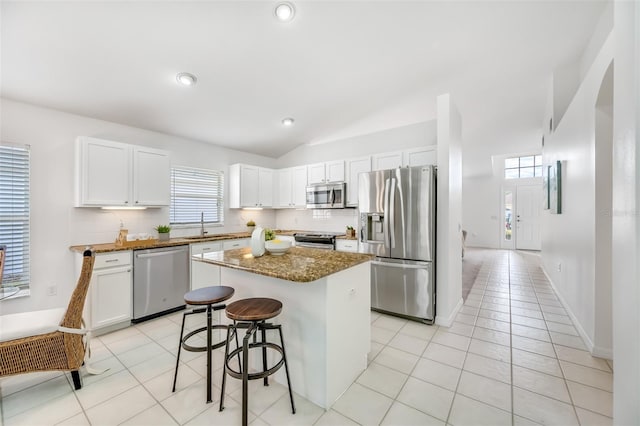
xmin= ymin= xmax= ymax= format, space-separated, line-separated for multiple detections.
xmin=291 ymin=166 xmax=308 ymax=207
xmin=307 ymin=163 xmax=326 ymax=184
xmin=325 ymin=160 xmax=345 ymax=183
xmin=258 ymin=168 xmax=273 ymax=207
xmin=240 ymin=165 xmax=260 ymax=207
xmin=222 ymin=239 xmax=250 ymax=250
xmin=346 ymin=157 xmax=371 ymax=206
xmin=90 ymin=266 xmax=132 ymax=329
xmin=190 ymin=242 xmax=223 ymax=289
xmin=336 ymin=239 xmax=359 ymax=253
xmin=372 ymin=151 xmax=403 ymax=171
xmin=78 ymin=137 xmax=130 ymax=206
xmin=403 ymin=147 xmax=437 ymax=167
xmin=133 ymin=147 xmax=171 ymax=206
xmin=276 ymin=169 xmax=293 ymax=207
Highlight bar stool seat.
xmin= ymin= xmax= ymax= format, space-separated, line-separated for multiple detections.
xmin=219 ymin=297 xmax=295 ymax=426
xmin=172 ymin=286 xmax=234 ymax=403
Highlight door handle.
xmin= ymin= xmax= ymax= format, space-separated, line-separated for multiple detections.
xmin=372 ymin=260 xmax=429 ymax=269
xmin=136 ymin=249 xmax=187 ymax=259
xmin=389 ymin=177 xmax=396 ymax=249
xmin=383 ymin=178 xmax=390 ymax=249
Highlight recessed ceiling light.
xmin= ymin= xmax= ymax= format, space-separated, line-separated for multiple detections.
xmin=282 ymin=117 xmax=295 ymax=127
xmin=274 ymin=2 xmax=295 ymax=22
xmin=176 ymin=72 xmax=197 ymax=86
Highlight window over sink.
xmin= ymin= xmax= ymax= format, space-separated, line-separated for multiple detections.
xmin=170 ymin=166 xmax=224 ymax=225
xmin=0 ymin=142 xmax=31 ymax=296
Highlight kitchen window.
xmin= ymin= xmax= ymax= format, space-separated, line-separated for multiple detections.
xmin=505 ymin=155 xmax=543 ymax=179
xmin=170 ymin=166 xmax=224 ymax=225
xmin=0 ymin=142 xmax=31 ymax=295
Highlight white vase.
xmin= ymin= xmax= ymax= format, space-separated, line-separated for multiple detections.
xmin=251 ymin=226 xmax=265 ymax=257
xmin=158 ymin=233 xmax=170 ymax=241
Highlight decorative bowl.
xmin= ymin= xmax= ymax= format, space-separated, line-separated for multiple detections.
xmin=265 ymin=240 xmax=291 ymax=256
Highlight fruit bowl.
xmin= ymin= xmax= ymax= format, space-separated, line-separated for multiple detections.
xmin=265 ymin=240 xmax=291 ymax=256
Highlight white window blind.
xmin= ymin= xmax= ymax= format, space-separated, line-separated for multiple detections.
xmin=170 ymin=166 xmax=224 ymax=225
xmin=0 ymin=143 xmax=30 ymax=289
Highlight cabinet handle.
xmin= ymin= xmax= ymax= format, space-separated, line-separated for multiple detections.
xmin=135 ymin=201 xmax=139 ymax=204
xmin=127 ymin=269 xmax=132 ymax=272
xmin=105 ymin=259 xmax=119 ymax=263
xmin=124 ymin=201 xmax=129 ymax=204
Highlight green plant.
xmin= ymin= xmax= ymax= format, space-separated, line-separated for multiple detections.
xmin=246 ymin=220 xmax=256 ymax=227
xmin=155 ymin=225 xmax=171 ymax=233
xmin=264 ymin=228 xmax=275 ymax=241
xmin=346 ymin=226 xmax=354 ymax=231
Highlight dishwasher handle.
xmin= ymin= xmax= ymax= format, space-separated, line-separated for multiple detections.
xmin=135 ymin=248 xmax=187 ymax=259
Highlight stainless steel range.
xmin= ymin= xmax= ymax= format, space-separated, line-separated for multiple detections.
xmin=293 ymin=233 xmax=336 ymax=250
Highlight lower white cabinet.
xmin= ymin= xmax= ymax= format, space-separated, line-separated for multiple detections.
xmin=84 ymin=251 xmax=132 ymax=332
xmin=335 ymin=239 xmax=358 ymax=253
xmin=190 ymin=239 xmax=250 ymax=290
xmin=190 ymin=241 xmax=222 ymax=290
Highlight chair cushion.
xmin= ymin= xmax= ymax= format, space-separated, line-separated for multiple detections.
xmin=0 ymin=308 xmax=66 ymax=343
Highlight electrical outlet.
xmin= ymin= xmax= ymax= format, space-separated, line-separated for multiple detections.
xmin=557 ymin=263 xmax=562 ymax=272
xmin=47 ymin=285 xmax=57 ymax=296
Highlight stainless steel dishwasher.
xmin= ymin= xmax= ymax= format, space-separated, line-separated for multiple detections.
xmin=133 ymin=245 xmax=189 ymax=322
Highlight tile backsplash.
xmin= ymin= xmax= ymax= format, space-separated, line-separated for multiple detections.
xmin=276 ymin=208 xmax=358 ymax=234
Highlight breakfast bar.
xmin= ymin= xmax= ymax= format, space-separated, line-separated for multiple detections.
xmin=193 ymin=246 xmax=372 ymax=409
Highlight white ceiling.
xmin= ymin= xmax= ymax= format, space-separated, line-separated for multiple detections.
xmin=1 ymin=1 xmax=607 ymax=158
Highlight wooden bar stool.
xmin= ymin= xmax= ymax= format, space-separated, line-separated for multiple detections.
xmin=172 ymin=286 xmax=235 ymax=403
xmin=219 ymin=297 xmax=295 ymax=426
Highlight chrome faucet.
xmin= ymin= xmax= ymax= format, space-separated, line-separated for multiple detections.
xmin=200 ymin=212 xmax=208 ymax=237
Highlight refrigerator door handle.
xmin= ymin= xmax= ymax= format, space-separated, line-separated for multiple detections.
xmin=371 ymin=260 xmax=429 ymax=269
xmin=389 ymin=177 xmax=396 ymax=249
xmin=383 ymin=178 xmax=391 ymax=248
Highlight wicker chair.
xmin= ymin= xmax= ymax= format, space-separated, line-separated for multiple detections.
xmin=0 ymin=249 xmax=95 ymax=390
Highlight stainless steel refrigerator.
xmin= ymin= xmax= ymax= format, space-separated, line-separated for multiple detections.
xmin=358 ymin=165 xmax=436 ymax=323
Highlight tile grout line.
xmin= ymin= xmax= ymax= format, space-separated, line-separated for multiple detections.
xmin=509 ymin=251 xmax=516 ymax=426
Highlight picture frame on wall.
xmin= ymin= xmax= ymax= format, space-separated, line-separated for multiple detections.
xmin=549 ymin=160 xmax=562 ymax=214
xmin=542 ymin=164 xmax=550 ymax=210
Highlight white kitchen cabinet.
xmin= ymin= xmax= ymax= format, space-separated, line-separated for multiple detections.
xmin=346 ymin=156 xmax=371 ymax=207
xmin=372 ymin=151 xmax=403 ymax=171
xmin=403 ymin=146 xmax=437 ymax=167
xmin=75 ymin=136 xmax=170 ymax=207
xmin=307 ymin=161 xmax=345 ymax=185
xmin=132 ymin=146 xmax=171 ymax=206
xmin=83 ymin=251 xmax=132 ymax=332
xmin=276 ymin=166 xmax=307 ymax=208
xmin=190 ymin=241 xmax=222 ymax=290
xmin=222 ymin=238 xmax=250 ymax=250
xmin=229 ymin=164 xmax=274 ymax=208
xmin=335 ymin=239 xmax=359 ymax=253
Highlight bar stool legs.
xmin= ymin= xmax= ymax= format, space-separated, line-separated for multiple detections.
xmin=219 ymin=321 xmax=296 ymax=426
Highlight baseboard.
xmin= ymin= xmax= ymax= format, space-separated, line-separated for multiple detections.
xmin=540 ymin=266 xmax=598 ymax=355
xmin=592 ymin=345 xmax=613 ymax=359
xmin=435 ymin=297 xmax=463 ymax=327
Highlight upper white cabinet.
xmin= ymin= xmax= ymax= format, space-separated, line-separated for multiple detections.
xmin=308 ymin=160 xmax=345 ymax=185
xmin=229 ymin=164 xmax=274 ymax=208
xmin=346 ymin=156 xmax=371 ymax=207
xmin=372 ymin=151 xmax=403 ymax=171
xmin=276 ymin=166 xmax=307 ymax=208
xmin=403 ymin=146 xmax=437 ymax=167
xmin=75 ymin=136 xmax=170 ymax=207
xmin=132 ymin=146 xmax=171 ymax=206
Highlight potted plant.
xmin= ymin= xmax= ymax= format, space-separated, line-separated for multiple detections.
xmin=346 ymin=226 xmax=356 ymax=239
xmin=155 ymin=225 xmax=171 ymax=241
xmin=246 ymin=220 xmax=256 ymax=233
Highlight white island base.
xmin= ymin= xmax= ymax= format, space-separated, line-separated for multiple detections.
xmin=218 ymin=261 xmax=371 ymax=409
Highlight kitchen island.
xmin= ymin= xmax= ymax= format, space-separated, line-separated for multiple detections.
xmin=194 ymin=246 xmax=372 ymax=409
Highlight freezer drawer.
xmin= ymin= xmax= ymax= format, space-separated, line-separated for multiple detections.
xmin=371 ymin=258 xmax=434 ymax=322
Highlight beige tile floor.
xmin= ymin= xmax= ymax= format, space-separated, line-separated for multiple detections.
xmin=0 ymin=249 xmax=614 ymax=425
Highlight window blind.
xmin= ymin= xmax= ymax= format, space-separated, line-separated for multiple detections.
xmin=170 ymin=166 xmax=224 ymax=225
xmin=0 ymin=143 xmax=30 ymax=289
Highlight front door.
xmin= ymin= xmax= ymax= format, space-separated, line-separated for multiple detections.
xmin=516 ymin=184 xmax=542 ymax=250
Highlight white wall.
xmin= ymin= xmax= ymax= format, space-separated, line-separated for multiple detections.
xmin=435 ymin=94 xmax=463 ymax=327
xmin=611 ymin=0 xmax=640 ymax=423
xmin=0 ymin=99 xmax=277 ymax=315
xmin=276 ymin=121 xmax=436 ymax=169
xmin=540 ymin=32 xmax=614 ymax=355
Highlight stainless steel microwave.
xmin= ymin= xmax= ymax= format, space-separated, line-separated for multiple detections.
xmin=306 ymin=182 xmax=346 ymax=209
